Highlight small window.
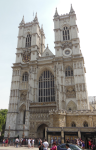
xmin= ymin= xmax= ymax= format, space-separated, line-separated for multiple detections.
xmin=65 ymin=66 xmax=73 ymax=77
xmin=22 ymin=72 xmax=28 ymax=82
xmin=25 ymin=34 xmax=31 ymax=47
xmin=46 ymin=52 xmax=49 ymax=56
xmin=71 ymin=122 xmax=76 ymax=127
xmin=83 ymin=121 xmax=88 ymax=127
xmin=63 ymin=26 xmax=70 ymax=41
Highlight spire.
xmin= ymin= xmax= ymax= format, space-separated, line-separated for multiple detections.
xmin=20 ymin=16 xmax=25 ymax=25
xmin=41 ymin=24 xmax=44 ymax=32
xmin=34 ymin=12 xmax=38 ymax=22
xmin=70 ymin=4 xmax=75 ymax=14
xmin=47 ymin=44 xmax=48 ymax=48
xmin=54 ymin=8 xmax=59 ymax=17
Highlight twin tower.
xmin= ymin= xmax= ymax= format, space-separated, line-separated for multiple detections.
xmin=4 ymin=5 xmax=90 ymax=139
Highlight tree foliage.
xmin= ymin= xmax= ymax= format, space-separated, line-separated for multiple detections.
xmin=0 ymin=109 xmax=8 ymax=133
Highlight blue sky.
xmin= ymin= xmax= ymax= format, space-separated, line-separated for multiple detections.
xmin=0 ymin=0 xmax=96 ymax=109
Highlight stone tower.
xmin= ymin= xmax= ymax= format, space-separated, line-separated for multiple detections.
xmin=53 ymin=5 xmax=89 ymax=110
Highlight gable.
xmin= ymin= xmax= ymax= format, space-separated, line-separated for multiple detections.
xmin=41 ymin=48 xmax=54 ymax=57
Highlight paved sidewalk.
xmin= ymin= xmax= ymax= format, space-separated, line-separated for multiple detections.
xmin=0 ymin=147 xmax=50 ymax=150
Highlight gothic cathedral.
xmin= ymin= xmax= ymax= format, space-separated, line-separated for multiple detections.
xmin=4 ymin=5 xmax=96 ymax=143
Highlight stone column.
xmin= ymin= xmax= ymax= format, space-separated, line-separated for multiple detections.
xmin=78 ymin=130 xmax=81 ymax=138
xmin=61 ymin=128 xmax=64 ymax=143
xmin=45 ymin=127 xmax=47 ymax=140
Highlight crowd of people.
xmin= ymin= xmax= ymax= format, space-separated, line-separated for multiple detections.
xmin=2 ymin=137 xmax=96 ymax=150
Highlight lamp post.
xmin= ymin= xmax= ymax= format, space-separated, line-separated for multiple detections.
xmin=22 ymin=125 xmax=25 ymax=138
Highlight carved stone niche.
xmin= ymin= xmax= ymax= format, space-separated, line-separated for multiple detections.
xmin=66 ymin=86 xmax=76 ymax=98
xmin=20 ymin=91 xmax=27 ymax=101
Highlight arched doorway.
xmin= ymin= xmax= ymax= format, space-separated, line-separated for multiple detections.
xmin=37 ymin=124 xmax=48 ymax=139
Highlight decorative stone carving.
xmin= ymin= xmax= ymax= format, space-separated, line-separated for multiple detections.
xmin=62 ymin=41 xmax=72 ymax=49
xmin=20 ymin=91 xmax=27 ymax=101
xmin=22 ymin=49 xmax=31 ymax=62
xmin=66 ymin=86 xmax=76 ymax=98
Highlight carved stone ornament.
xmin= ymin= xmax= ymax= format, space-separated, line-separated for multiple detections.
xmin=20 ymin=91 xmax=27 ymax=101
xmin=66 ymin=86 xmax=76 ymax=98
xmin=62 ymin=41 xmax=72 ymax=49
xmin=22 ymin=49 xmax=31 ymax=62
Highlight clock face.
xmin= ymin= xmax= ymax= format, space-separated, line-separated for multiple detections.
xmin=65 ymin=50 xmax=70 ymax=55
xmin=22 ymin=50 xmax=31 ymax=62
xmin=63 ymin=48 xmax=72 ymax=56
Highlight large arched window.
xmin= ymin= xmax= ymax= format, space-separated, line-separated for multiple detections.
xmin=26 ymin=34 xmax=31 ymax=47
xmin=65 ymin=66 xmax=73 ymax=77
xmin=39 ymin=70 xmax=55 ymax=102
xmin=71 ymin=122 xmax=76 ymax=127
xmin=22 ymin=72 xmax=28 ymax=82
xmin=83 ymin=121 xmax=88 ymax=127
xmin=63 ymin=27 xmax=70 ymax=41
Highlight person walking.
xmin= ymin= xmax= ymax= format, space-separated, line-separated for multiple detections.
xmin=43 ymin=139 xmax=49 ymax=150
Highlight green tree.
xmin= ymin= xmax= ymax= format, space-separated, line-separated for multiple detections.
xmin=0 ymin=109 xmax=8 ymax=136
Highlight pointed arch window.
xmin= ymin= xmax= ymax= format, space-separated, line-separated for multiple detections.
xmin=63 ymin=27 xmax=70 ymax=41
xmin=71 ymin=122 xmax=76 ymax=127
xmin=83 ymin=121 xmax=88 ymax=127
xmin=22 ymin=72 xmax=28 ymax=82
xmin=39 ymin=70 xmax=55 ymax=102
xmin=65 ymin=66 xmax=73 ymax=77
xmin=26 ymin=34 xmax=31 ymax=47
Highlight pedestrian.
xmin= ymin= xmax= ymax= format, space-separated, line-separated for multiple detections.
xmin=5 ymin=138 xmax=8 ymax=147
xmin=28 ymin=138 xmax=31 ymax=148
xmin=88 ymin=140 xmax=92 ymax=149
xmin=51 ymin=142 xmax=57 ymax=150
xmin=66 ymin=144 xmax=71 ymax=150
xmin=2 ymin=139 xmax=5 ymax=147
xmin=32 ymin=139 xmax=34 ymax=148
xmin=51 ymin=138 xmax=53 ymax=148
xmin=15 ymin=138 xmax=19 ymax=148
xmin=38 ymin=140 xmax=43 ymax=150
xmin=43 ymin=139 xmax=49 ymax=150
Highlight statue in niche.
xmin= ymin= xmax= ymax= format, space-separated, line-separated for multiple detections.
xmin=20 ymin=91 xmax=27 ymax=101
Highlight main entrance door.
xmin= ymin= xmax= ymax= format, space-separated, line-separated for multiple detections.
xmin=37 ymin=124 xmax=48 ymax=139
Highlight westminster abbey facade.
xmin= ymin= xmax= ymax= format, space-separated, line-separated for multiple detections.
xmin=4 ymin=5 xmax=96 ymax=146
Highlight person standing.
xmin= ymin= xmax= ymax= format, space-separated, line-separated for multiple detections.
xmin=43 ymin=139 xmax=49 ymax=150
xmin=88 ymin=140 xmax=92 ymax=149
xmin=38 ymin=141 xmax=43 ymax=150
xmin=15 ymin=138 xmax=19 ymax=148
xmin=51 ymin=142 xmax=57 ymax=150
xmin=32 ymin=139 xmax=34 ymax=148
xmin=51 ymin=138 xmax=53 ymax=148
xmin=28 ymin=138 xmax=31 ymax=148
xmin=66 ymin=144 xmax=71 ymax=150
xmin=2 ymin=139 xmax=5 ymax=147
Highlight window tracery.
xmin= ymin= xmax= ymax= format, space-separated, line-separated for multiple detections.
xmin=65 ymin=66 xmax=73 ymax=77
xmin=71 ymin=122 xmax=76 ymax=127
xmin=63 ymin=27 xmax=70 ymax=41
xmin=39 ymin=70 xmax=55 ymax=102
xmin=25 ymin=34 xmax=31 ymax=47
xmin=22 ymin=72 xmax=28 ymax=82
